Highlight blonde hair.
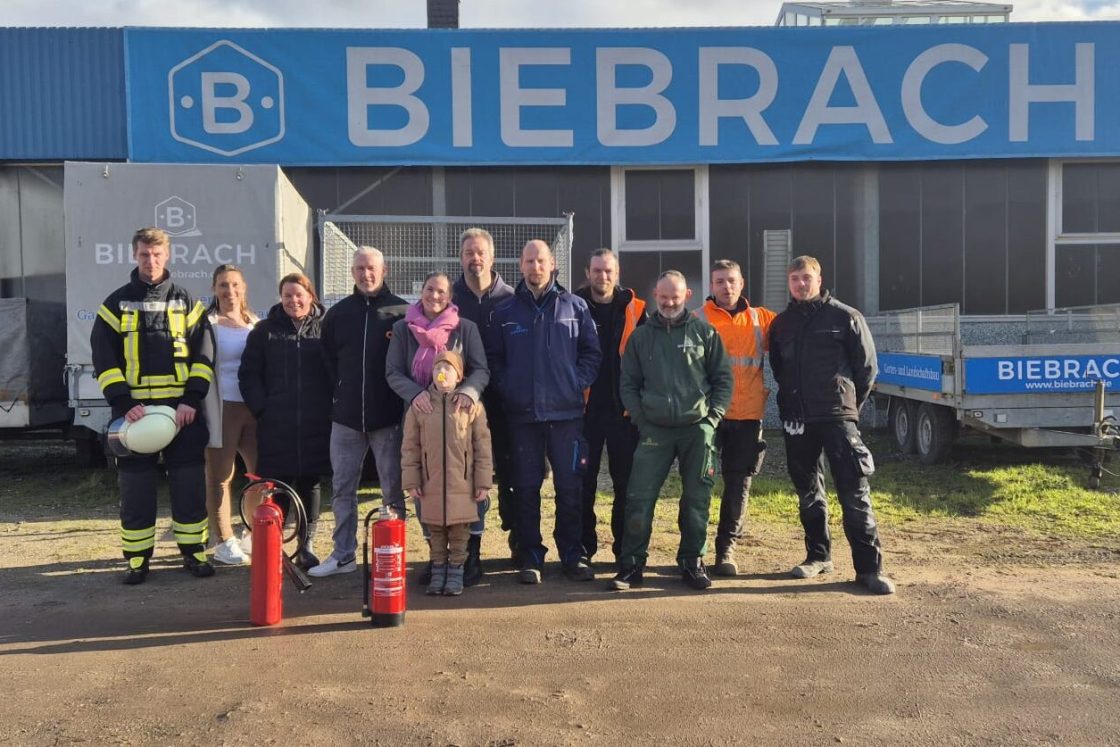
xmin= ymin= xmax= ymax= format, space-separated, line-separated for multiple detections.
xmin=209 ymin=264 xmax=254 ymax=324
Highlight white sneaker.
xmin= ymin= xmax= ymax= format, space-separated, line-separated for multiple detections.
xmin=212 ymin=537 xmax=247 ymax=565
xmin=239 ymin=531 xmax=252 ymax=555
xmin=308 ymin=555 xmax=357 ymax=577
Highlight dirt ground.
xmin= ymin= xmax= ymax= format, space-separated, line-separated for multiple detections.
xmin=2 ymin=442 xmax=1120 ymax=746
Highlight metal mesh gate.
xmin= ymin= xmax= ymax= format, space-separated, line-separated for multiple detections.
xmin=319 ymin=213 xmax=574 ymax=306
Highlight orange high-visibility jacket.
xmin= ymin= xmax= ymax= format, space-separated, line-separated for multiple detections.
xmin=699 ymin=298 xmax=776 ymax=421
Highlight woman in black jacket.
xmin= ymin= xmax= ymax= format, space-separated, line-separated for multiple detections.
xmin=239 ymin=272 xmax=332 ymax=568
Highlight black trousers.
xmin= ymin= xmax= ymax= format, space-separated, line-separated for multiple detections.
xmin=714 ymin=419 xmax=765 ymax=556
xmin=580 ymin=409 xmax=639 ymax=561
xmin=483 ymin=394 xmax=517 ymax=548
xmin=783 ymin=420 xmax=883 ymax=574
xmin=118 ymin=416 xmax=209 ymax=563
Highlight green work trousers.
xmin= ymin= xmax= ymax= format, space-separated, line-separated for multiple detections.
xmin=618 ymin=422 xmax=717 ymax=567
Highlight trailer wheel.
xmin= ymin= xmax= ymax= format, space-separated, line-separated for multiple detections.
xmin=916 ymin=403 xmax=954 ymax=465
xmin=889 ymin=398 xmax=918 ymax=454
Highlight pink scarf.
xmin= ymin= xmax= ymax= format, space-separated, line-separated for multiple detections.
xmin=406 ymin=301 xmax=460 ymax=387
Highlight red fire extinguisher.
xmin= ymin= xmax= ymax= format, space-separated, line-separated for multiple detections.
xmin=362 ymin=505 xmax=406 ymax=627
xmin=250 ymin=488 xmax=285 ymax=627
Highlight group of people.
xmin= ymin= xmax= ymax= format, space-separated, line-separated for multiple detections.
xmin=91 ymin=225 xmax=895 ymax=597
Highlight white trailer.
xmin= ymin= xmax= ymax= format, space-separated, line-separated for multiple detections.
xmin=63 ymin=162 xmax=313 ymax=462
xmin=869 ymin=303 xmax=1120 ymax=486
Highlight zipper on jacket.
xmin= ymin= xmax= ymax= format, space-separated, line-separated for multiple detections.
xmin=441 ymin=392 xmax=448 ymax=529
xmin=362 ymin=296 xmax=370 ymax=432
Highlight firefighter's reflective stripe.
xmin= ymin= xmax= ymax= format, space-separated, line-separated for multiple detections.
xmin=185 ymin=301 xmax=206 ymax=330
xmin=97 ymin=305 xmax=122 ymax=333
xmin=123 ymin=326 xmax=141 ymax=386
xmin=129 ymin=385 xmax=186 ymax=400
xmin=172 ymin=518 xmax=208 ymax=547
xmin=141 ymin=373 xmax=179 ymax=386
xmin=121 ymin=525 xmax=156 ymax=552
xmin=97 ymin=367 xmax=127 ymax=389
xmin=189 ymin=362 xmax=214 ymax=382
xmin=119 ymin=300 xmax=187 ymax=312
xmin=168 ymin=307 xmax=186 ymax=338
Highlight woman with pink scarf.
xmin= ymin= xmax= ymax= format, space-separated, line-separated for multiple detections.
xmin=387 ymin=271 xmax=491 ymax=584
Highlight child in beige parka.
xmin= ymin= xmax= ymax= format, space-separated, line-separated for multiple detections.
xmin=401 ymin=350 xmax=493 ymax=595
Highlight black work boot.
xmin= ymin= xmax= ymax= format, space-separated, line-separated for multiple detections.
xmin=464 ymin=534 xmax=483 ymax=587
xmin=183 ymin=552 xmax=215 ymax=578
xmin=609 ymin=564 xmax=644 ymax=591
xmin=123 ymin=558 xmax=150 ymax=585
xmin=680 ymin=558 xmax=712 ymax=590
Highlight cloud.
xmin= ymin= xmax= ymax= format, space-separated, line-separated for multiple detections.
xmin=3 ymin=0 xmax=1117 ymax=27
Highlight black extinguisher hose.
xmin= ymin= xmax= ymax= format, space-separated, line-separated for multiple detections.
xmin=238 ymin=475 xmax=313 ymax=592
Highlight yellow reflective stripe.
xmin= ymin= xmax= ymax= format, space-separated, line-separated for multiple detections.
xmin=129 ymin=385 xmax=186 ymax=399
xmin=172 ymin=519 xmax=208 ymax=546
xmin=121 ymin=525 xmax=156 ymax=552
xmin=185 ymin=301 xmax=206 ymax=329
xmin=176 ymin=362 xmax=190 ymax=383
xmin=123 ymin=537 xmax=157 ymax=552
xmin=97 ymin=368 xmax=126 ymax=388
xmin=172 ymin=519 xmax=208 ymax=534
xmin=97 ymin=305 xmax=122 ymax=333
xmin=189 ymin=362 xmax=213 ymax=382
xmin=119 ymin=309 xmax=139 ymax=332
xmin=124 ymin=330 xmax=141 ymax=385
xmin=168 ymin=309 xmax=186 ymax=338
xmin=121 ymin=525 xmax=156 ymax=541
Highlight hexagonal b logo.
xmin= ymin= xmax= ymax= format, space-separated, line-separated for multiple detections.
xmin=155 ymin=196 xmax=201 ymax=237
xmin=169 ymin=40 xmax=285 ymax=157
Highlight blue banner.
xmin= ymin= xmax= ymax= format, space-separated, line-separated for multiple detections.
xmin=877 ymin=352 xmax=944 ymax=392
xmin=125 ymin=24 xmax=1120 ymax=165
xmin=964 ymin=355 xmax=1120 ymax=394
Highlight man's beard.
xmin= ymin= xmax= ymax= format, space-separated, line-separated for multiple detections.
xmin=659 ymin=305 xmax=687 ymax=320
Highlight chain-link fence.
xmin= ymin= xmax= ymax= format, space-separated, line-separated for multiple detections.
xmin=319 ymin=213 xmax=574 ymax=306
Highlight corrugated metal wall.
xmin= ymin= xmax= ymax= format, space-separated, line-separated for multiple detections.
xmin=0 ymin=28 xmax=127 ymax=160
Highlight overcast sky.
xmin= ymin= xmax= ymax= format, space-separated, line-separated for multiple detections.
xmin=4 ymin=0 xmax=1119 ymax=28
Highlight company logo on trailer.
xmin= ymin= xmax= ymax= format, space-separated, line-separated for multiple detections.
xmin=155 ymin=196 xmax=201 ymax=237
xmin=168 ymin=39 xmax=286 ymax=156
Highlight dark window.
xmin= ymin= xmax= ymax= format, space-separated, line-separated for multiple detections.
xmin=1056 ymin=244 xmax=1120 ymax=306
xmin=624 ymin=169 xmax=695 ymax=241
xmin=1062 ymin=162 xmax=1120 ymax=234
xmin=619 ymin=250 xmax=704 ymax=310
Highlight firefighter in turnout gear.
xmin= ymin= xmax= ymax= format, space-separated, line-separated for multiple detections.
xmin=91 ymin=227 xmax=216 ymax=585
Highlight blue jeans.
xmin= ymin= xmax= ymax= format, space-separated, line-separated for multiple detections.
xmin=509 ymin=418 xmax=587 ymax=567
xmin=327 ymin=422 xmax=404 ymax=564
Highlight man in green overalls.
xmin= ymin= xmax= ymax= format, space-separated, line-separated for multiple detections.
xmin=611 ymin=271 xmax=733 ymax=591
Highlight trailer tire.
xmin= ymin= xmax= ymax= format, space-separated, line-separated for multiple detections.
xmin=889 ymin=398 xmax=919 ymax=454
xmin=916 ymin=403 xmax=954 ymax=465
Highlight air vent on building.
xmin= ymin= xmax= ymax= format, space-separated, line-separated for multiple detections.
xmin=763 ymin=229 xmax=793 ymax=310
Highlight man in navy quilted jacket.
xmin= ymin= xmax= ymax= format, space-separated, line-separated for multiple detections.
xmin=489 ymin=240 xmax=601 ymax=585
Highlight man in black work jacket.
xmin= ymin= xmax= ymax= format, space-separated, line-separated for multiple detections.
xmin=91 ymin=227 xmax=215 ymax=585
xmin=768 ymin=255 xmax=895 ymax=595
xmin=309 ymin=246 xmax=409 ymax=578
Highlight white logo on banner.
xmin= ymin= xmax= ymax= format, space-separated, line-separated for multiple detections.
xmin=168 ymin=39 xmax=286 ymax=157
xmin=155 ymin=195 xmax=202 ymax=237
